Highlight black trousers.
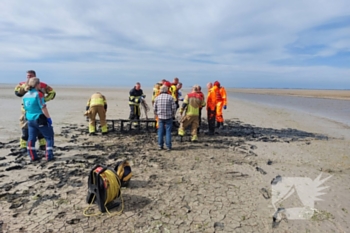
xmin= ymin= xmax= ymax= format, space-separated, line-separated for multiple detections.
xmin=22 ymin=128 xmax=44 ymax=141
xmin=129 ymin=105 xmax=140 ymax=120
xmin=207 ymin=108 xmax=216 ymax=133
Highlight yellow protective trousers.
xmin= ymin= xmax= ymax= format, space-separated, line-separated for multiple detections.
xmin=89 ymin=105 xmax=107 ymax=133
xmin=178 ymin=115 xmax=199 ymax=136
xmin=216 ymin=101 xmax=224 ymax=123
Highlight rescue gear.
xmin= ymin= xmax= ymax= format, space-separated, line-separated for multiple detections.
xmin=178 ymin=128 xmax=185 ymax=136
xmin=86 ymin=93 xmax=108 ymax=134
xmin=191 ymin=135 xmax=198 ymax=142
xmin=85 ymin=165 xmax=123 ymax=215
xmin=224 ymin=105 xmax=227 ymax=110
xmin=212 ymin=84 xmax=227 ymax=123
xmin=114 ymin=160 xmax=132 ymax=187
xmin=180 ymin=92 xmax=206 ymax=116
xmin=178 ymin=115 xmax=199 ymax=137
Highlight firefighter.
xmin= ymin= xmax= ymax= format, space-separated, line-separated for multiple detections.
xmin=197 ymin=86 xmax=205 ymax=133
xmin=169 ymin=77 xmax=179 ymax=107
xmin=206 ymin=82 xmax=217 ymax=135
xmin=129 ymin=82 xmax=146 ymax=126
xmin=86 ymin=92 xmax=108 ymax=135
xmin=14 ymin=70 xmax=56 ymax=153
xmin=178 ymin=85 xmax=206 ymax=142
xmin=213 ymin=81 xmax=227 ymax=128
xmin=152 ymin=80 xmax=165 ymax=106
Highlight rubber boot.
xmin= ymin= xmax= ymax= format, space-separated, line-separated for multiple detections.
xmin=20 ymin=138 xmax=27 ymax=153
xmin=191 ymin=135 xmax=198 ymax=142
xmin=178 ymin=128 xmax=185 ymax=136
xmin=39 ymin=138 xmax=46 ymax=150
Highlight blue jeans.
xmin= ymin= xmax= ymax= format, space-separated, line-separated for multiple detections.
xmin=27 ymin=120 xmax=55 ymax=161
xmin=158 ymin=118 xmax=173 ymax=149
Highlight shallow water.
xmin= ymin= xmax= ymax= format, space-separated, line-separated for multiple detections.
xmin=229 ymin=93 xmax=350 ymax=126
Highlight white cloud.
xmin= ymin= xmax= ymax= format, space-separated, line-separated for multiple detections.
xmin=0 ymin=0 xmax=349 ymax=88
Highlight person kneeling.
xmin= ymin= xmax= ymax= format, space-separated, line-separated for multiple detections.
xmin=22 ymin=77 xmax=55 ymax=161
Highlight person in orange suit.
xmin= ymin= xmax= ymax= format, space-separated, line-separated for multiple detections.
xmin=213 ymin=81 xmax=227 ymax=128
xmin=206 ymin=82 xmax=217 ymax=135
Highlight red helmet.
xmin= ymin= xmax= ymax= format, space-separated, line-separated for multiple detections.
xmin=214 ymin=81 xmax=220 ymax=87
xmin=163 ymin=81 xmax=172 ymax=87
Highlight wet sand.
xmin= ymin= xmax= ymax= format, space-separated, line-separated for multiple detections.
xmin=230 ymin=88 xmax=350 ymax=100
xmin=0 ymin=86 xmax=349 ymax=232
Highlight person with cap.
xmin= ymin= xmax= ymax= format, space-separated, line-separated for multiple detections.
xmin=153 ymin=85 xmax=177 ymax=151
xmin=213 ymin=81 xmax=227 ymax=128
xmin=14 ymin=70 xmax=56 ymax=153
xmin=85 ymin=92 xmax=108 ymax=135
xmin=129 ymin=82 xmax=146 ymax=126
xmin=178 ymin=85 xmax=206 ymax=142
xmin=206 ymin=82 xmax=217 ymax=135
xmin=22 ymin=77 xmax=54 ymax=161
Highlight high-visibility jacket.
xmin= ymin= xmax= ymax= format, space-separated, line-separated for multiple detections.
xmin=169 ymin=83 xmax=177 ymax=101
xmin=86 ymin=93 xmax=107 ymax=110
xmin=207 ymin=87 xmax=217 ymax=111
xmin=129 ymin=87 xmax=145 ymax=106
xmin=152 ymin=83 xmax=161 ymax=103
xmin=180 ymin=92 xmax=206 ymax=116
xmin=15 ymin=81 xmax=56 ymax=102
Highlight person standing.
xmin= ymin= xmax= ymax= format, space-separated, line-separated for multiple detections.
xmin=213 ymin=81 xmax=227 ymax=128
xmin=206 ymin=82 xmax=217 ymax=135
xmin=14 ymin=70 xmax=56 ymax=153
xmin=153 ymin=85 xmax=176 ymax=151
xmin=178 ymin=85 xmax=206 ymax=142
xmin=22 ymin=78 xmax=54 ymax=161
xmin=197 ymin=86 xmax=205 ymax=133
xmin=86 ymin=92 xmax=108 ymax=135
xmin=129 ymin=82 xmax=146 ymax=126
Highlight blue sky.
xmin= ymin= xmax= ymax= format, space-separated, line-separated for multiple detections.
xmin=0 ymin=1 xmax=349 ymax=89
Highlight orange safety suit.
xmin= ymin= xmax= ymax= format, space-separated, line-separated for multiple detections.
xmin=15 ymin=81 xmax=56 ymax=149
xmin=214 ymin=85 xmax=227 ymax=124
xmin=207 ymin=87 xmax=218 ymax=134
xmin=86 ymin=93 xmax=108 ymax=134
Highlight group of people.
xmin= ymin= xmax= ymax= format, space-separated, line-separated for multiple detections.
xmin=153 ymin=79 xmax=227 ymax=150
xmin=14 ymin=70 xmax=56 ymax=161
xmin=14 ymin=71 xmax=227 ymax=161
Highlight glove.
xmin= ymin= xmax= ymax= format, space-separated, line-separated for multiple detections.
xmin=47 ymin=118 xmax=52 ymax=125
xmin=223 ymin=105 xmax=227 ymax=110
xmin=179 ymin=98 xmax=184 ymax=101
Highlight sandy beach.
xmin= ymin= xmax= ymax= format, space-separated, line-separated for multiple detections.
xmin=230 ymin=88 xmax=350 ymax=100
xmin=0 ymin=85 xmax=349 ymax=232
